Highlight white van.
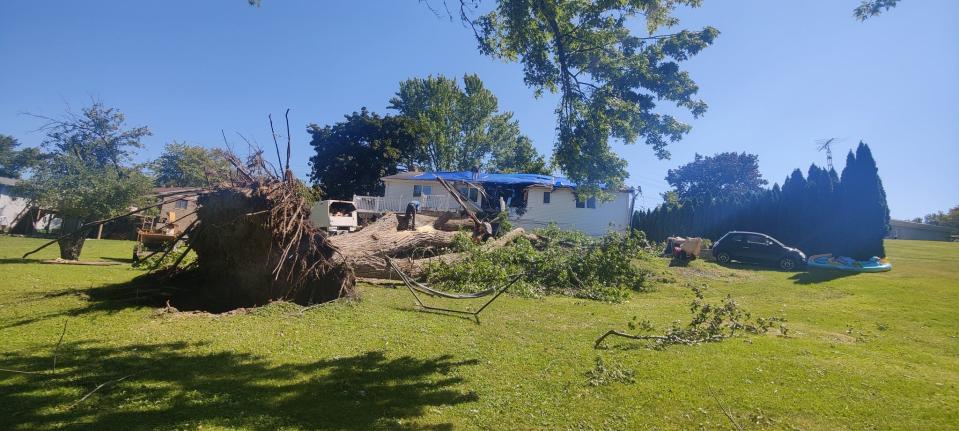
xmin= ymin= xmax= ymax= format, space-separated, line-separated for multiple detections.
xmin=309 ymin=200 xmax=358 ymax=234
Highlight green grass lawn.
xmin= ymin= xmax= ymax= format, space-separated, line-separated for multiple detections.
xmin=1 ymin=236 xmax=957 ymax=430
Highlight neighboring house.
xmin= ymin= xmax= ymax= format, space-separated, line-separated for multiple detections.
xmin=0 ymin=177 xmax=30 ymax=233
xmin=887 ymin=219 xmax=955 ymax=242
xmin=355 ymin=171 xmax=635 ymax=236
xmin=153 ymin=187 xmax=200 ymax=233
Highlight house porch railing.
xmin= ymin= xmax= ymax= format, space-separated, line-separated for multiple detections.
xmin=352 ymin=194 xmax=464 ymax=213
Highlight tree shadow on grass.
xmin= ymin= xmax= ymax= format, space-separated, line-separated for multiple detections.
xmin=712 ymin=261 xmax=781 ymax=272
xmin=99 ymin=257 xmax=134 ymax=264
xmin=0 ymin=341 xmax=478 ymax=430
xmin=789 ymin=270 xmax=859 ymax=285
xmin=0 ymin=257 xmax=40 ymax=265
xmin=0 ymin=269 xmax=241 ymax=329
xmin=0 ymin=275 xmax=168 ymax=330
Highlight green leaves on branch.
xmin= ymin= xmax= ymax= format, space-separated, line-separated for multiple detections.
xmin=665 ymin=152 xmax=768 ymax=204
xmin=25 ymin=156 xmax=153 ymax=221
xmin=0 ymin=134 xmax=43 ymax=178
xmin=23 ymin=102 xmax=154 ymax=222
xmin=469 ymin=0 xmax=718 ymax=191
xmin=388 ymin=74 xmax=548 ymax=174
xmin=308 ymin=109 xmax=424 ymax=199
xmin=853 ymin=0 xmax=901 ymax=21
xmin=425 ymin=225 xmax=656 ymax=302
xmin=152 ymin=142 xmax=233 ymax=188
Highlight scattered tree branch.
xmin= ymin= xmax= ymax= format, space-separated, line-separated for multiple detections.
xmin=67 ymin=373 xmax=138 ymax=410
xmin=706 ymin=383 xmax=744 ymax=431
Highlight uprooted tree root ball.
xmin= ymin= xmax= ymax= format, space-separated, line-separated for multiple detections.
xmin=135 ymin=152 xmax=355 ymax=312
xmin=182 ymin=181 xmax=355 ymax=310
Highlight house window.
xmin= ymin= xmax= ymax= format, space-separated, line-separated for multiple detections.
xmin=457 ymin=186 xmax=478 ymax=202
xmin=575 ymin=195 xmax=596 ymax=209
xmin=413 ymin=185 xmax=431 ymax=197
xmin=543 ymin=191 xmax=551 ymax=204
xmin=175 ymin=199 xmax=188 ymax=209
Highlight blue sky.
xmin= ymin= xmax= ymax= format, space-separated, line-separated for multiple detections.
xmin=1 ymin=0 xmax=957 ymax=219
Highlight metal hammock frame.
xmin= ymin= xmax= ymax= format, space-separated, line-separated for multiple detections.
xmin=386 ymin=258 xmax=523 ymax=322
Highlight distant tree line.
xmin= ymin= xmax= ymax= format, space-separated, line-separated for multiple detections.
xmin=919 ymin=205 xmax=959 ymax=232
xmin=635 ymin=143 xmax=890 ymax=259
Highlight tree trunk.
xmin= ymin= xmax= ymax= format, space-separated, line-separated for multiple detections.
xmin=57 ymin=217 xmax=88 ymax=260
xmin=332 ymin=212 xmax=529 ymax=279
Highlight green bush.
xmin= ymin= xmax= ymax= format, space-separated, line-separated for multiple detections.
xmin=424 ymin=225 xmax=656 ymax=302
xmin=493 ymin=211 xmax=512 ymax=236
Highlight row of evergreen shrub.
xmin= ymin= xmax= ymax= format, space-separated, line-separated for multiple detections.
xmin=634 ymin=142 xmax=889 ymax=259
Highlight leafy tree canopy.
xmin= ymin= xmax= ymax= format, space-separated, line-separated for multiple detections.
xmin=665 ymin=152 xmax=767 ymax=204
xmin=152 ymin=141 xmax=232 ymax=187
xmin=23 ymin=102 xmax=154 ymax=258
xmin=854 ymin=0 xmax=901 ymax=21
xmin=462 ymin=0 xmax=718 ymax=195
xmin=388 ymin=73 xmax=547 ymax=174
xmin=490 ymin=133 xmax=549 ymax=175
xmin=923 ymin=205 xmax=959 ymax=231
xmin=308 ymin=108 xmax=424 ymax=199
xmin=0 ymin=134 xmax=43 ymax=178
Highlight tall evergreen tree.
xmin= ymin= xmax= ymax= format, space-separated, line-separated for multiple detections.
xmin=636 ymin=144 xmax=888 ymax=261
xmin=779 ymin=169 xmax=806 ymax=245
xmin=803 ymin=164 xmax=837 ymax=254
xmin=838 ymin=142 xmax=889 ymax=258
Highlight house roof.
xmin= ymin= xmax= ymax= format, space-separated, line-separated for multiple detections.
xmin=381 ymin=171 xmax=581 ymax=189
xmin=0 ymin=177 xmax=19 ymax=186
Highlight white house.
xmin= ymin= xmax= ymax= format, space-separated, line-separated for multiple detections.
xmin=0 ymin=177 xmax=29 ymax=232
xmin=354 ymin=171 xmax=635 ymax=237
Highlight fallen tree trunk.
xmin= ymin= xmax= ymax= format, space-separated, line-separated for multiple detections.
xmin=332 ymin=214 xmax=528 ymax=279
xmin=330 ymin=214 xmax=459 ymax=278
xmin=431 ymin=212 xmax=475 ymax=232
xmin=396 ymin=226 xmax=530 ymax=278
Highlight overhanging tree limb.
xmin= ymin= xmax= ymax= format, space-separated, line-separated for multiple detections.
xmin=21 ymin=192 xmax=206 ymax=259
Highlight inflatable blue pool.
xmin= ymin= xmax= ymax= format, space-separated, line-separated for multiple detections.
xmin=806 ymin=254 xmax=892 ymax=272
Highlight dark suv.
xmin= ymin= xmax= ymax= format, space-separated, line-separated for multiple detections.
xmin=712 ymin=231 xmax=806 ymax=271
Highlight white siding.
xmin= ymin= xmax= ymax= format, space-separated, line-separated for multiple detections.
xmin=511 ymin=188 xmax=631 ymax=236
xmin=0 ymin=185 xmax=29 ymax=231
xmin=382 ymin=179 xmax=632 ymax=236
xmin=383 ymin=179 xmax=480 ymax=211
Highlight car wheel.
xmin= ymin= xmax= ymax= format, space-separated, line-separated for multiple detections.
xmin=715 ymin=251 xmax=731 ymax=265
xmin=779 ymin=257 xmax=796 ymax=271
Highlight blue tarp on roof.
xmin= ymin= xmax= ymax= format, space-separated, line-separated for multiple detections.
xmin=398 ymin=171 xmax=579 ymax=188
